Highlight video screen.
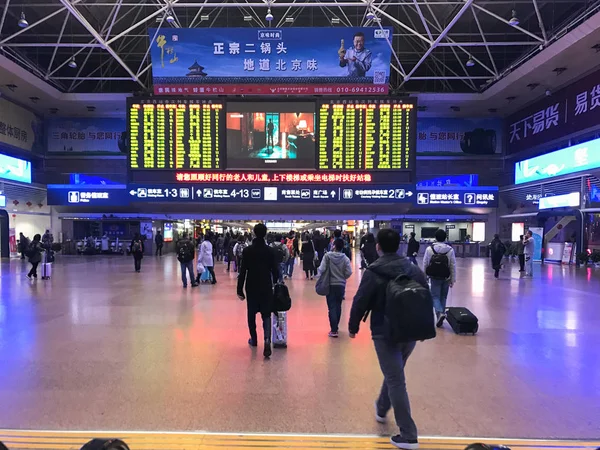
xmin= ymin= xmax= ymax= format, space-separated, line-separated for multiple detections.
xmin=226 ymin=102 xmax=316 ymax=170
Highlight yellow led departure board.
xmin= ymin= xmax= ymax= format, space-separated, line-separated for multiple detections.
xmin=128 ymin=99 xmax=223 ymax=170
xmin=317 ymin=99 xmax=416 ymax=171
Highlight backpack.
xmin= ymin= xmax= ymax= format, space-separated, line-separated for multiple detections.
xmin=26 ymin=242 xmax=37 ymax=258
xmin=177 ymin=241 xmax=194 ymax=262
xmin=273 ymin=283 xmax=292 ymax=312
xmin=235 ymin=242 xmax=246 ymax=258
xmin=425 ymin=245 xmax=451 ymax=279
xmin=382 ymin=275 xmax=436 ymax=343
xmin=132 ymin=240 xmax=142 ymax=253
xmin=286 ymin=238 xmax=294 ymax=255
xmin=273 ymin=244 xmax=287 ymax=264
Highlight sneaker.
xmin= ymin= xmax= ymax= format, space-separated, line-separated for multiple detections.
xmin=390 ymin=436 xmax=419 ymax=450
xmin=328 ymin=331 xmax=339 ymax=338
xmin=436 ymin=313 xmax=446 ymax=328
xmin=191 ymin=283 xmax=199 ymax=288
xmin=374 ymin=402 xmax=386 ymax=424
xmin=263 ymin=339 xmax=272 ymax=358
xmin=183 ymin=285 xmax=188 ymax=288
xmin=26 ymin=274 xmax=32 ymax=280
xmin=248 ymin=338 xmax=258 ymax=347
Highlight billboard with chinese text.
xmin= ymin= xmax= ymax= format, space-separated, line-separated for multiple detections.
xmin=47 ymin=118 xmax=125 ymax=153
xmin=507 ymin=67 xmax=600 ymax=155
xmin=149 ymin=27 xmax=393 ymax=96
xmin=0 ymin=97 xmax=43 ymax=153
xmin=417 ymin=117 xmax=503 ymax=155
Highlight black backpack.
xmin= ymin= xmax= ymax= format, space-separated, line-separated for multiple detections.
xmin=273 ymin=283 xmax=292 ymax=312
xmin=177 ymin=241 xmax=194 ymax=262
xmin=382 ymin=275 xmax=436 ymax=343
xmin=425 ymin=246 xmax=451 ymax=279
xmin=273 ymin=244 xmax=287 ymax=264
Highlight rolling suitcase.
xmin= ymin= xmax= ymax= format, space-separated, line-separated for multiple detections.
xmin=446 ymin=307 xmax=478 ymax=335
xmin=272 ymin=311 xmax=287 ymax=348
xmin=41 ymin=251 xmax=52 ymax=280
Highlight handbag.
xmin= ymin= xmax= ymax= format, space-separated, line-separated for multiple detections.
xmin=311 ymin=240 xmax=319 ymax=263
xmin=197 ymin=261 xmax=205 ymax=274
xmin=315 ymin=254 xmax=331 ymax=296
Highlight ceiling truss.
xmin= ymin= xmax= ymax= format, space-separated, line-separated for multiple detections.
xmin=0 ymin=0 xmax=598 ymax=94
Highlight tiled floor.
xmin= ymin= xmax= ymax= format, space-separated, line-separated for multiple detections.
xmin=0 ymin=254 xmax=599 ymax=439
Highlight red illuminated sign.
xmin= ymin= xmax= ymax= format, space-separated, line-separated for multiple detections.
xmin=175 ymin=172 xmax=373 ymax=183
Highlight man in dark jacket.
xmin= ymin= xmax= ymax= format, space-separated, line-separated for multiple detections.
xmin=312 ymin=230 xmax=329 ymax=267
xmin=349 ymin=229 xmax=428 ymax=450
xmin=155 ymin=230 xmax=164 ymax=256
xmin=406 ymin=232 xmax=419 ymax=265
xmin=489 ymin=234 xmax=506 ymax=279
xmin=130 ymin=233 xmax=144 ymax=273
xmin=237 ymin=223 xmax=280 ymax=358
xmin=176 ymin=232 xmax=197 ymax=288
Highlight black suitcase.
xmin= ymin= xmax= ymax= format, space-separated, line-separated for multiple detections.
xmin=446 ymin=307 xmax=478 ymax=335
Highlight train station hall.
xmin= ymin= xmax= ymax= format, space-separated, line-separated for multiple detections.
xmin=0 ymin=1 xmax=599 ymax=449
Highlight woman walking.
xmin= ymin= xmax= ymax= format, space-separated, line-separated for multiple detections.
xmin=130 ymin=233 xmax=144 ymax=273
xmin=197 ymin=232 xmax=217 ymax=284
xmin=301 ymin=232 xmax=316 ymax=280
xmin=26 ymin=234 xmax=43 ymax=280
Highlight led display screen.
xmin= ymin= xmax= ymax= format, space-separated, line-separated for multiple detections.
xmin=128 ymin=98 xmax=224 ymax=170
xmin=163 ymin=222 xmax=173 ymax=242
xmin=515 ymin=137 xmax=600 ymax=184
xmin=226 ymin=102 xmax=315 ymax=170
xmin=0 ymin=152 xmax=31 ymax=184
xmin=538 ymin=192 xmax=580 ymax=210
xmin=317 ymin=99 xmax=416 ymax=171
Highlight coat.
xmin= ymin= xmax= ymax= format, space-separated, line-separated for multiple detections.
xmin=28 ymin=240 xmax=43 ymax=263
xmin=130 ymin=239 xmax=144 ymax=259
xmin=490 ymin=239 xmax=506 ymax=269
xmin=301 ymin=241 xmax=316 ymax=271
xmin=198 ymin=240 xmax=214 ymax=267
xmin=237 ymin=238 xmax=279 ymax=312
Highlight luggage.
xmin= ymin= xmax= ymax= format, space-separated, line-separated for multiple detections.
xmin=200 ymin=269 xmax=211 ymax=283
xmin=273 ymin=283 xmax=292 ymax=311
xmin=446 ymin=307 xmax=478 ymax=335
xmin=41 ymin=263 xmax=52 ymax=280
xmin=272 ymin=311 xmax=287 ymax=348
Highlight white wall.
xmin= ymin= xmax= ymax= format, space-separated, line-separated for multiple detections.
xmin=10 ymin=212 xmax=51 ymax=239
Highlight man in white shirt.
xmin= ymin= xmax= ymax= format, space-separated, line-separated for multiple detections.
xmin=523 ymin=230 xmax=534 ymax=278
xmin=339 ymin=32 xmax=372 ymax=77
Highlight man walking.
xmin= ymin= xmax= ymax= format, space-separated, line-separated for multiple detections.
xmin=423 ymin=229 xmax=456 ymax=328
xmin=406 ymin=232 xmax=419 ymax=265
xmin=489 ymin=234 xmax=506 ymax=279
xmin=176 ymin=232 xmax=197 ymax=288
xmin=523 ymin=230 xmax=534 ymax=278
xmin=237 ymin=223 xmax=280 ymax=358
xmin=270 ymin=234 xmax=290 ymax=283
xmin=348 ymin=229 xmax=428 ymax=450
xmin=155 ymin=230 xmax=164 ymax=256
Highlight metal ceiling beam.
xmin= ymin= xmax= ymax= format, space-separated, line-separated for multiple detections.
xmin=437 ymin=41 xmax=540 ymax=46
xmin=531 ymin=0 xmax=548 ymax=44
xmin=46 ymin=11 xmax=69 ymax=75
xmin=409 ymin=76 xmax=492 ymax=80
xmin=470 ymin=6 xmax=497 ymax=76
xmin=0 ymin=0 xmax=11 ymax=36
xmin=471 ymin=3 xmax=545 ymax=43
xmin=57 ymin=0 xmax=145 ymax=88
xmin=401 ymin=0 xmax=473 ymax=86
xmin=3 ymin=42 xmax=103 ymax=47
xmin=105 ymin=1 xmax=177 ymax=46
xmin=411 ymin=0 xmax=433 ymax=41
xmin=369 ymin=1 xmax=431 ymax=45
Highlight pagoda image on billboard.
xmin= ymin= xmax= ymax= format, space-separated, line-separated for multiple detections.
xmin=187 ymin=60 xmax=207 ymax=77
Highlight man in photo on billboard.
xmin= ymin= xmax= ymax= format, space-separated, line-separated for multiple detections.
xmin=339 ymin=32 xmax=372 ymax=77
xmin=266 ymin=119 xmax=275 ymax=151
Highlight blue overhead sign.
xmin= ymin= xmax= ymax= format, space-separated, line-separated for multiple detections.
xmin=0 ymin=152 xmax=31 ymax=184
xmin=515 ymin=137 xmax=600 ymax=185
xmin=415 ymin=186 xmax=499 ymax=207
xmin=47 ymin=185 xmax=129 ymax=206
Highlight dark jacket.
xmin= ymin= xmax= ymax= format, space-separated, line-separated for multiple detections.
xmin=130 ymin=239 xmax=144 ymax=258
xmin=301 ymin=241 xmax=316 ymax=271
xmin=490 ymin=238 xmax=506 ymax=267
xmin=313 ymin=236 xmax=329 ymax=259
xmin=407 ymin=237 xmax=420 ymax=256
xmin=155 ymin=234 xmax=164 ymax=246
xmin=237 ymin=238 xmax=279 ymax=306
xmin=176 ymin=238 xmax=195 ymax=262
xmin=361 ymin=241 xmax=378 ymax=265
xmin=28 ymin=240 xmax=43 ymax=264
xmin=349 ymin=253 xmax=428 ymax=338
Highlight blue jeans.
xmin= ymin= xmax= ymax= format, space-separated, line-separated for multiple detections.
xmin=326 ymin=285 xmax=345 ymax=333
xmin=180 ymin=260 xmax=195 ymax=287
xmin=285 ymin=257 xmax=295 ymax=277
xmin=430 ymin=278 xmax=450 ymax=315
xmin=278 ymin=262 xmax=286 ymax=283
xmin=374 ymin=339 xmax=418 ymax=441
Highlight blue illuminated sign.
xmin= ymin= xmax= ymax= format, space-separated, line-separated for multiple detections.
xmin=539 ymin=192 xmax=580 ymax=210
xmin=0 ymin=152 xmax=31 ymax=184
xmin=47 ymin=185 xmax=129 ymax=206
xmin=415 ymin=186 xmax=499 ymax=207
xmin=0 ymin=194 xmax=5 ymax=207
xmin=515 ymin=138 xmax=600 ymax=185
xmin=417 ymin=174 xmax=479 ymax=188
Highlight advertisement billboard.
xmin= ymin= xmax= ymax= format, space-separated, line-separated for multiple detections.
xmin=514 ymin=137 xmax=600 ymax=184
xmin=47 ymin=118 xmax=125 ymax=153
xmin=0 ymin=152 xmax=31 ymax=184
xmin=417 ymin=117 xmax=503 ymax=155
xmin=150 ymin=27 xmax=393 ymax=95
xmin=506 ymin=67 xmax=600 ymax=155
xmin=0 ymin=98 xmax=43 ymax=153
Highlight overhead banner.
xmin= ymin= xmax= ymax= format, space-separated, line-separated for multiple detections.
xmin=507 ymin=67 xmax=600 ymax=155
xmin=415 ymin=186 xmax=499 ymax=207
xmin=150 ymin=27 xmax=393 ymax=96
xmin=417 ymin=117 xmax=503 ymax=155
xmin=47 ymin=185 xmax=129 ymax=206
xmin=46 ymin=118 xmax=125 ymax=153
xmin=0 ymin=98 xmax=43 ymax=153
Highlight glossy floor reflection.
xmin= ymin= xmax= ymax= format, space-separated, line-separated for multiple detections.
xmin=0 ymin=255 xmax=599 ymax=439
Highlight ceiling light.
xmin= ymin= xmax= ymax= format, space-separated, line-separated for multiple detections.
xmin=200 ymin=15 xmax=210 ymax=22
xmin=285 ymin=17 xmax=294 ymax=23
xmin=466 ymin=56 xmax=475 ymax=67
xmin=331 ymin=16 xmax=340 ymax=24
xmin=243 ymin=15 xmax=252 ymax=21
xmin=509 ymin=9 xmax=519 ymax=27
xmin=68 ymin=57 xmax=77 ymax=69
xmin=18 ymin=11 xmax=28 ymax=28
xmin=265 ymin=8 xmax=273 ymax=22
xmin=366 ymin=10 xmax=376 ymax=21
xmin=166 ymin=14 xmax=175 ymax=24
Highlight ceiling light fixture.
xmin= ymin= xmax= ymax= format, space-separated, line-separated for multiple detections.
xmin=18 ymin=11 xmax=28 ymax=28
xmin=166 ymin=14 xmax=175 ymax=24
xmin=331 ymin=16 xmax=341 ymax=24
xmin=285 ymin=17 xmax=294 ymax=23
xmin=366 ymin=9 xmax=376 ymax=21
xmin=509 ymin=9 xmax=519 ymax=27
xmin=265 ymin=8 xmax=274 ymax=22
xmin=243 ymin=15 xmax=252 ymax=21
xmin=466 ymin=56 xmax=475 ymax=67
xmin=68 ymin=57 xmax=77 ymax=69
xmin=200 ymin=15 xmax=210 ymax=22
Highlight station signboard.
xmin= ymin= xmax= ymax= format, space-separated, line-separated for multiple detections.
xmin=47 ymin=185 xmax=130 ymax=206
xmin=415 ymin=187 xmax=499 ymax=207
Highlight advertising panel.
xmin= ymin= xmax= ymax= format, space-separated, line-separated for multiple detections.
xmin=507 ymin=67 xmax=600 ymax=155
xmin=47 ymin=118 xmax=125 ymax=153
xmin=528 ymin=226 xmax=544 ymax=262
xmin=0 ymin=152 xmax=31 ymax=184
xmin=538 ymin=192 xmax=580 ymax=209
xmin=0 ymin=98 xmax=43 ymax=153
xmin=150 ymin=27 xmax=393 ymax=95
xmin=163 ymin=223 xmax=173 ymax=242
xmin=514 ymin=137 xmax=600 ymax=184
xmin=417 ymin=117 xmax=503 ymax=155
